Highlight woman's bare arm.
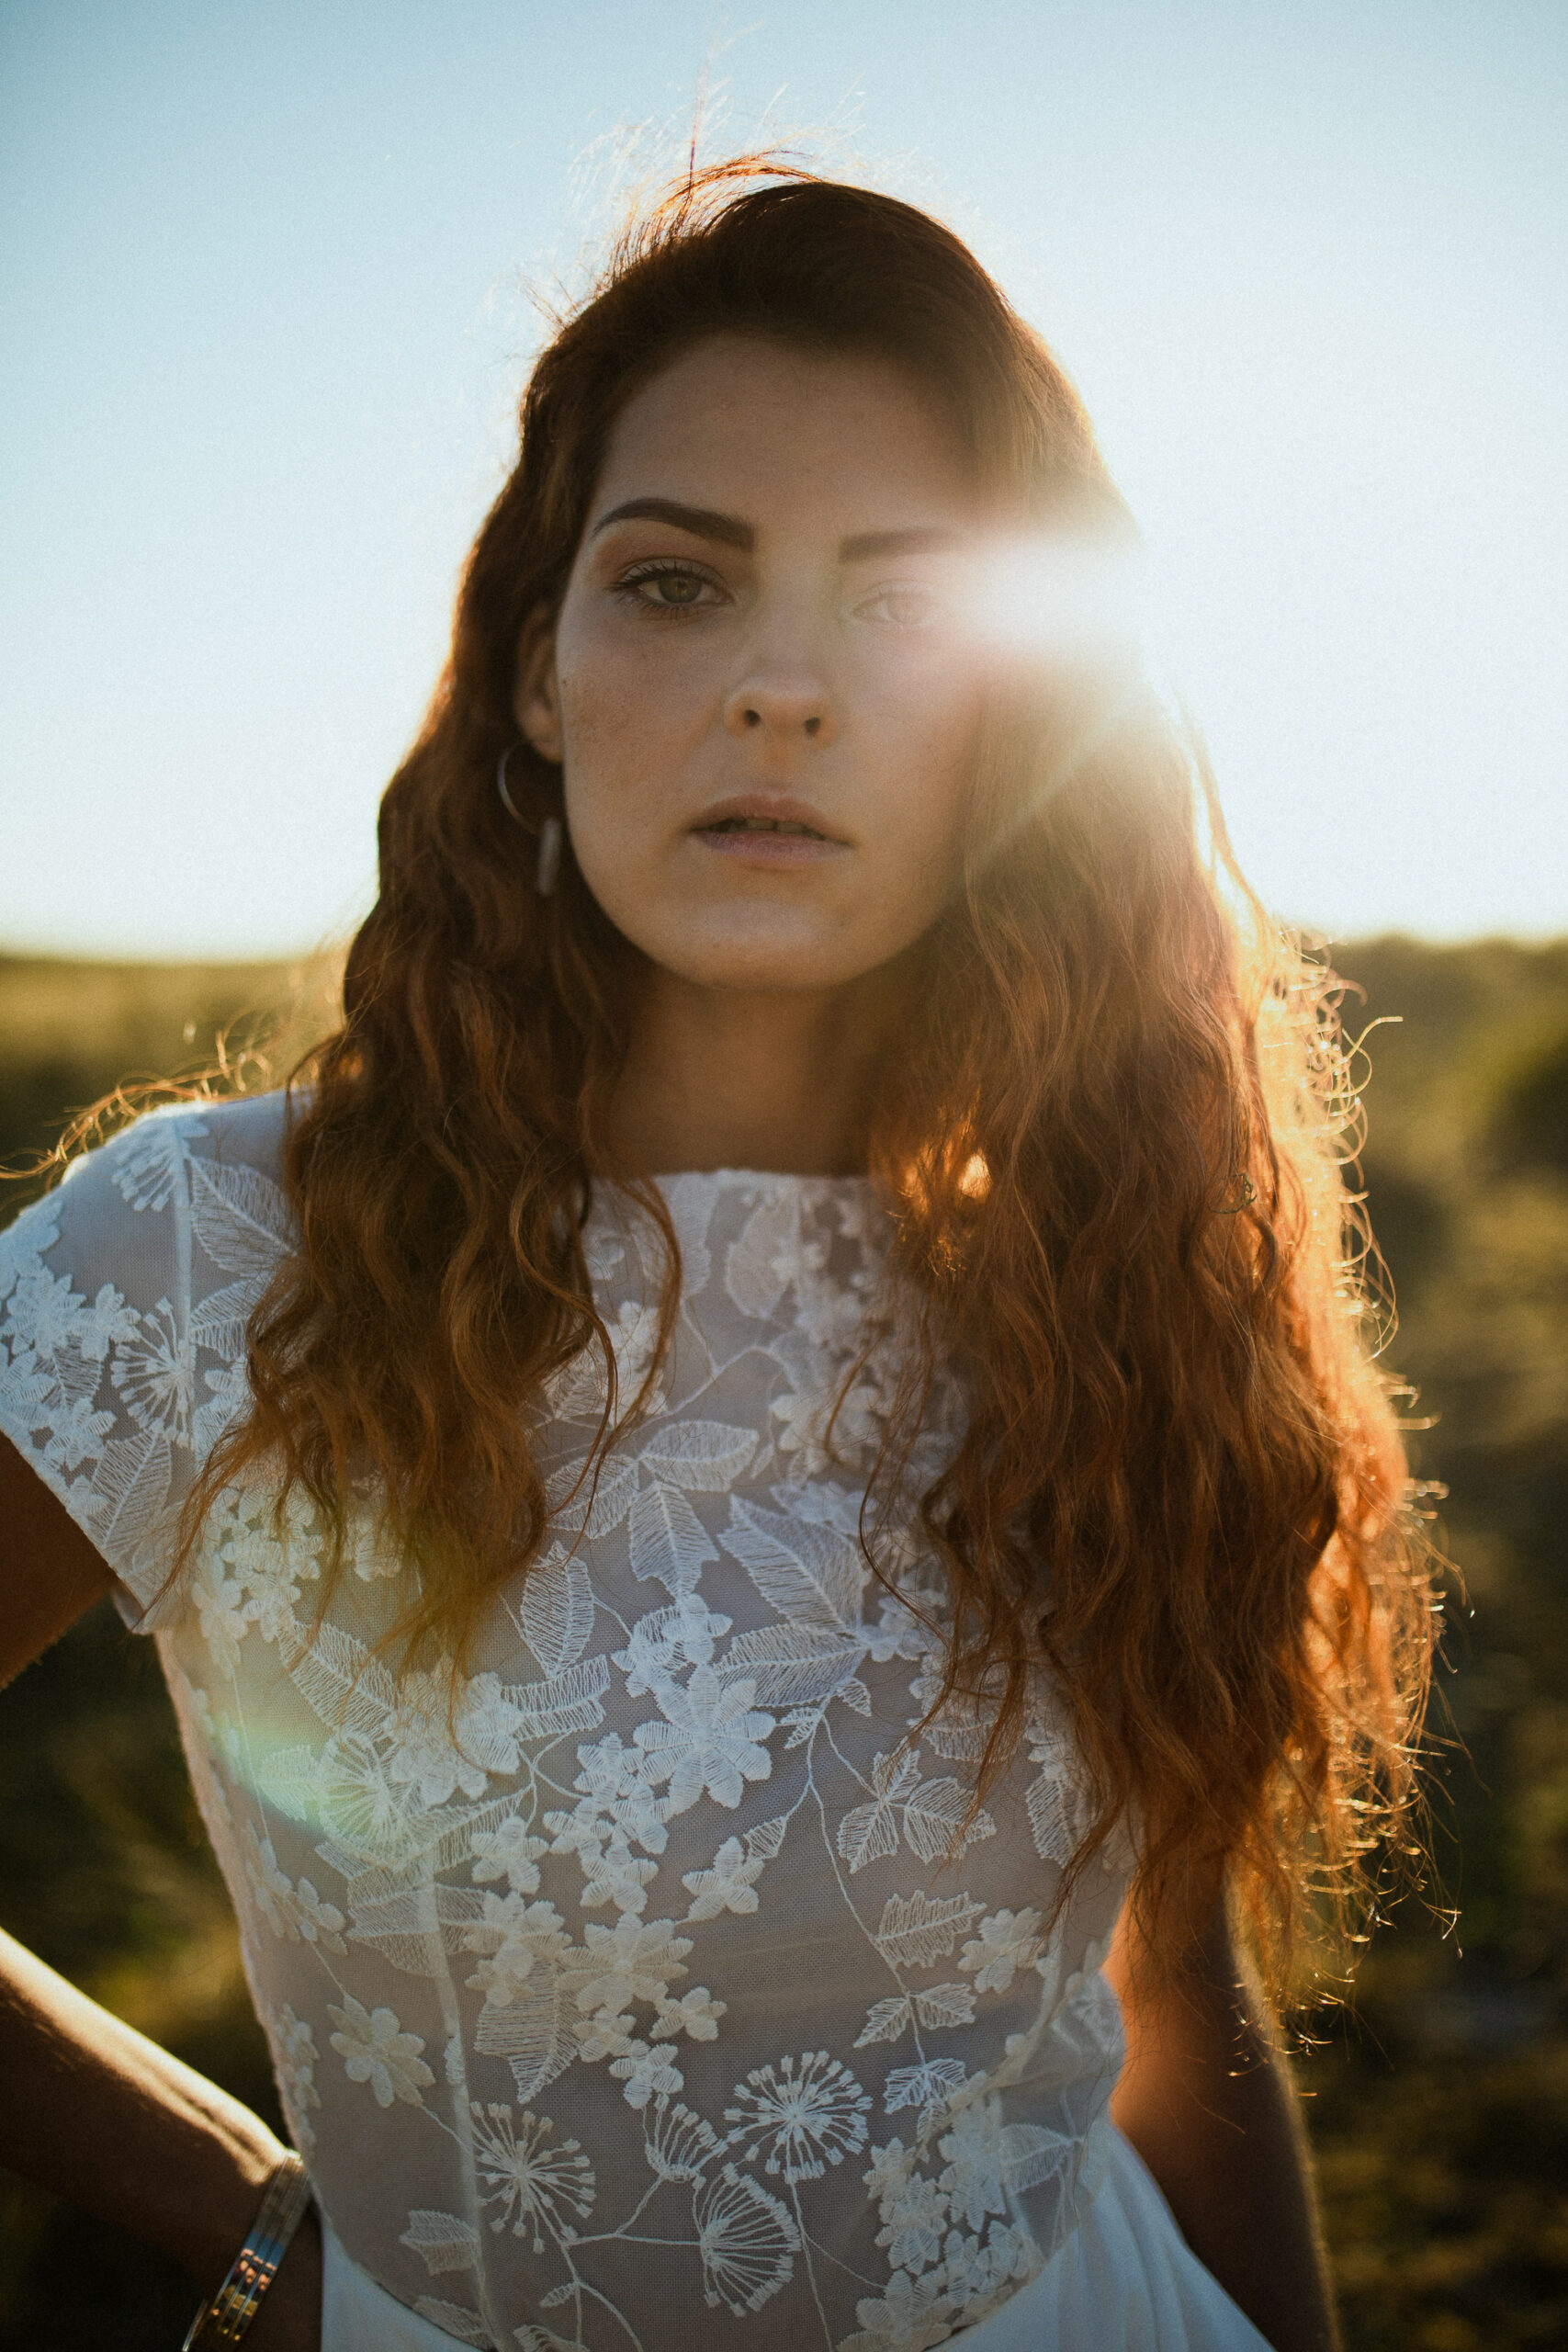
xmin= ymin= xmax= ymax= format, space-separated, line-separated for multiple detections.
xmin=0 ymin=1431 xmax=321 ymax=2346
xmin=1107 ymin=1889 xmax=1342 ymax=2352
xmin=0 ymin=1425 xmax=113 ymax=1690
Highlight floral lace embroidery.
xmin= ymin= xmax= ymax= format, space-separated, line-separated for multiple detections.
xmin=0 ymin=1100 xmax=1129 ymax=2349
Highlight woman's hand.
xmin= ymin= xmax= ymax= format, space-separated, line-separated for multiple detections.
xmin=1106 ymin=1887 xmax=1343 ymax=2352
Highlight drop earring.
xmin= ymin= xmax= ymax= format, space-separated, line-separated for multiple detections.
xmin=535 ymin=816 xmax=562 ymax=899
xmin=496 ymin=746 xmax=563 ymax=899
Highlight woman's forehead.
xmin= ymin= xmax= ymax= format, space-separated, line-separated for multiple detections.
xmin=587 ymin=334 xmax=979 ymax=537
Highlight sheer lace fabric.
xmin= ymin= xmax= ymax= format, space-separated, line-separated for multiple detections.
xmin=0 ymin=1097 xmax=1134 ymax=2351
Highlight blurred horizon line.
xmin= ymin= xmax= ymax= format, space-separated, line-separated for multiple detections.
xmin=6 ymin=926 xmax=1568 ymax=970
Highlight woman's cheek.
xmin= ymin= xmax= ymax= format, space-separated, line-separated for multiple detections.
xmin=884 ymin=682 xmax=981 ymax=846
xmin=560 ymin=650 xmax=705 ymax=803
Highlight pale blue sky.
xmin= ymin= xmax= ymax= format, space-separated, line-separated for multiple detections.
xmin=3 ymin=0 xmax=1563 ymax=956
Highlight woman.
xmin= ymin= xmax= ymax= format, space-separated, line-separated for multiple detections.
xmin=0 ymin=164 xmax=1429 ymax=2351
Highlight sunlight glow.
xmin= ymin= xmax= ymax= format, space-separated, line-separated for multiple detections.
xmin=962 ymin=534 xmax=1151 ymax=664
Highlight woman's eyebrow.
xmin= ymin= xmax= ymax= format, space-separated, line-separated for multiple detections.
xmin=592 ymin=497 xmax=753 ymax=548
xmin=838 ymin=525 xmax=966 ymax=563
xmin=590 ymin=502 xmax=968 ymax=564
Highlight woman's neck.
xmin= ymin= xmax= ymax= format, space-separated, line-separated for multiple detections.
xmin=607 ymin=962 xmax=909 ymax=1177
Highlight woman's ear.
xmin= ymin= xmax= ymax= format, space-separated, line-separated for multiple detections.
xmin=513 ymin=607 xmax=563 ymax=764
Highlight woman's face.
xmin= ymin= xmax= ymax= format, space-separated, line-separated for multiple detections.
xmin=515 ymin=334 xmax=987 ymax=994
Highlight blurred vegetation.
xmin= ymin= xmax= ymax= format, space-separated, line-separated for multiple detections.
xmin=0 ymin=955 xmax=339 ymax=2349
xmin=2 ymin=939 xmax=1567 ymax=2347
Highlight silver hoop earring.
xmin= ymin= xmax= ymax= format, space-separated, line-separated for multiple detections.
xmin=496 ymin=744 xmax=526 ymax=825
xmin=536 ymin=815 xmax=562 ymax=899
xmin=497 ymin=746 xmax=562 ymax=897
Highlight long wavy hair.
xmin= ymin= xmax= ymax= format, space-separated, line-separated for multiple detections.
xmin=186 ymin=161 xmax=1435 ymax=1991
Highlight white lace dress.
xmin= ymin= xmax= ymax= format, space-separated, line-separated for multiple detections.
xmin=0 ymin=1097 xmax=1270 ymax=2351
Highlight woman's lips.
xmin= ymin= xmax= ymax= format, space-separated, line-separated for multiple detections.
xmin=689 ymin=810 xmax=850 ymax=865
xmin=692 ymin=818 xmax=849 ymax=865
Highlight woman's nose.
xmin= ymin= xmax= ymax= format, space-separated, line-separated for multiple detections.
xmin=722 ymin=662 xmax=835 ymax=745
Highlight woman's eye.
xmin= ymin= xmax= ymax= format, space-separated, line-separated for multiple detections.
xmin=857 ymin=583 xmax=944 ymax=629
xmin=617 ymin=563 xmax=724 ymax=614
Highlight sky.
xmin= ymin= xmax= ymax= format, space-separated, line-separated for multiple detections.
xmin=2 ymin=0 xmax=1564 ymax=958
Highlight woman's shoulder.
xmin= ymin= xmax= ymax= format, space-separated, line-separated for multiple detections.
xmin=25 ymin=1088 xmax=288 ymax=1226
xmin=1 ymin=1089 xmax=295 ymax=1346
xmin=0 ymin=1089 xmax=295 ymax=1610
xmin=107 ymin=1087 xmax=291 ymax=1193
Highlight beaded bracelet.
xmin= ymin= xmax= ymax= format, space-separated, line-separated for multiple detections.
xmin=181 ymin=2154 xmax=312 ymax=2350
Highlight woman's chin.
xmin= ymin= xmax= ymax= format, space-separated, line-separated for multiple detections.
xmin=616 ymin=906 xmax=897 ymax=998
xmin=643 ymin=945 xmax=875 ymax=997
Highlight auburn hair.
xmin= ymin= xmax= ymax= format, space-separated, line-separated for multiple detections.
xmin=185 ymin=160 xmax=1435 ymax=1993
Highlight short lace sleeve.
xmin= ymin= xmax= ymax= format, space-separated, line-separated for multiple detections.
xmin=0 ymin=1097 xmax=290 ymax=1632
